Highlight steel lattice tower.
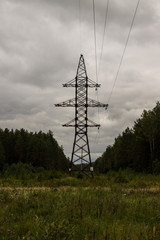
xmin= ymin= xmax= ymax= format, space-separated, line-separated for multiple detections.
xmin=55 ymin=55 xmax=108 ymax=176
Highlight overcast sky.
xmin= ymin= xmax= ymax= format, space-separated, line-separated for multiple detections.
xmin=0 ymin=0 xmax=160 ymax=160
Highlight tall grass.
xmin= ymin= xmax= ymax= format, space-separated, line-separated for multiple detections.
xmin=1 ymin=171 xmax=160 ymax=239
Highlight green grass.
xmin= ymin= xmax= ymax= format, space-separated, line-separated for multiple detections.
xmin=1 ymin=171 xmax=160 ymax=239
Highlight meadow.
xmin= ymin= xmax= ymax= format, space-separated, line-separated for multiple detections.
xmin=0 ymin=170 xmax=160 ymax=240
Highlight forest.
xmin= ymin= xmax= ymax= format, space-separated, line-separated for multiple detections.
xmin=1 ymin=105 xmax=160 ymax=239
xmin=1 ymin=102 xmax=160 ymax=175
xmin=0 ymin=128 xmax=69 ymax=172
xmin=95 ymin=102 xmax=160 ymax=174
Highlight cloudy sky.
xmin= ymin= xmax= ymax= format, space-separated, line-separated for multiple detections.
xmin=1 ymin=0 xmax=160 ymax=160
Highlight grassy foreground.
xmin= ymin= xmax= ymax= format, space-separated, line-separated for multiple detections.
xmin=1 ymin=171 xmax=160 ymax=239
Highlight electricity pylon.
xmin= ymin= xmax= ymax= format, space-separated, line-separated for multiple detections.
xmin=55 ymin=55 xmax=108 ymax=177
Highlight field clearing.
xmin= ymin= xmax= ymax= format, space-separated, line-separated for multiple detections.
xmin=0 ymin=185 xmax=160 ymax=193
xmin=1 ymin=174 xmax=160 ymax=239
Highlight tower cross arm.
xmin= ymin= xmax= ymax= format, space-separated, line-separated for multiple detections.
xmin=55 ymin=98 xmax=108 ymax=109
xmin=63 ymin=78 xmax=100 ymax=88
xmin=88 ymin=78 xmax=100 ymax=88
xmin=87 ymin=118 xmax=100 ymax=127
xmin=88 ymin=98 xmax=108 ymax=109
xmin=63 ymin=78 xmax=76 ymax=87
xmin=55 ymin=98 xmax=75 ymax=107
xmin=62 ymin=118 xmax=101 ymax=128
xmin=62 ymin=118 xmax=75 ymax=127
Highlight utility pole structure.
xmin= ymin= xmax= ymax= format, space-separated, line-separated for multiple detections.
xmin=55 ymin=55 xmax=108 ymax=177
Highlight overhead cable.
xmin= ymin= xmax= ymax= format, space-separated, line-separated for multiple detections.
xmin=107 ymin=0 xmax=141 ymax=104
xmin=92 ymin=0 xmax=110 ymax=148
xmin=92 ymin=0 xmax=98 ymax=84
xmin=98 ymin=0 xmax=110 ymax=77
xmin=93 ymin=0 xmax=141 ymax=150
xmin=79 ymin=0 xmax=82 ymax=54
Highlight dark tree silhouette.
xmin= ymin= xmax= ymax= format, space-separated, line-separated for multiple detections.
xmin=0 ymin=128 xmax=69 ymax=171
xmin=95 ymin=102 xmax=160 ymax=174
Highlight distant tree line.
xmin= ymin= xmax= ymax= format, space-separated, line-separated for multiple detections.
xmin=94 ymin=102 xmax=160 ymax=174
xmin=0 ymin=128 xmax=69 ymax=171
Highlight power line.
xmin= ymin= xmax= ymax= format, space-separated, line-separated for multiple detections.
xmin=93 ymin=0 xmax=141 ymax=151
xmin=97 ymin=0 xmax=110 ymax=130
xmin=107 ymin=0 xmax=141 ymax=104
xmin=98 ymin=0 xmax=110 ymax=77
xmin=79 ymin=0 xmax=82 ymax=54
xmin=92 ymin=0 xmax=110 ymax=149
xmin=92 ymin=0 xmax=100 ymax=130
xmin=92 ymin=0 xmax=98 ymax=84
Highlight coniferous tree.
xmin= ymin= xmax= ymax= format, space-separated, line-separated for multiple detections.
xmin=95 ymin=102 xmax=160 ymax=174
xmin=0 ymin=128 xmax=69 ymax=171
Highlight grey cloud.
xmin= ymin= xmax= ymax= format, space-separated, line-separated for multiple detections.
xmin=0 ymin=0 xmax=160 ymax=160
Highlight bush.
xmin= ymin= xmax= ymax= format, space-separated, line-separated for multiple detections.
xmin=1 ymin=162 xmax=64 ymax=180
xmin=153 ymin=159 xmax=160 ymax=174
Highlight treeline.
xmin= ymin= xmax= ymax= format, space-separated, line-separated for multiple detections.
xmin=94 ymin=102 xmax=160 ymax=174
xmin=0 ymin=128 xmax=69 ymax=171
